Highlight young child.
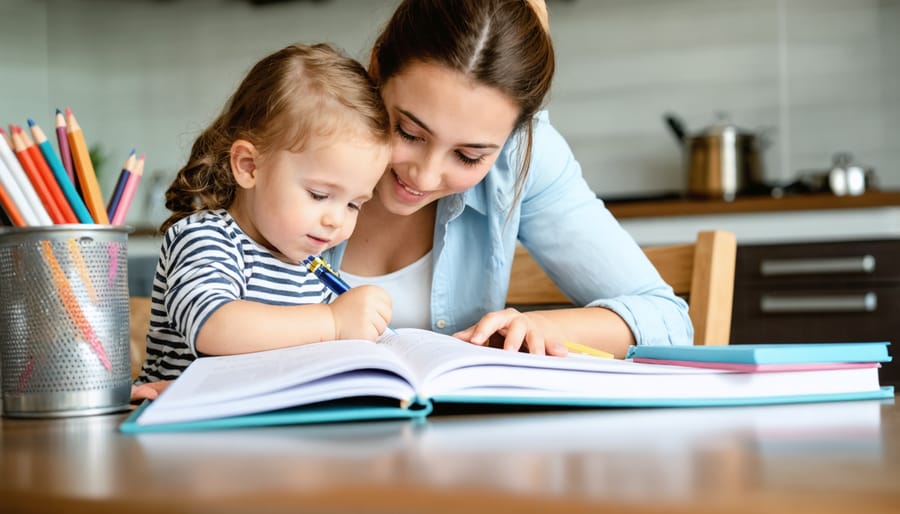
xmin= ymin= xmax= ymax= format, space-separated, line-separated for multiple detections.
xmin=134 ymin=43 xmax=393 ymax=387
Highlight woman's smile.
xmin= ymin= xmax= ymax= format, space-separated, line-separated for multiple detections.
xmin=393 ymin=170 xmax=427 ymax=196
xmin=391 ymin=169 xmax=431 ymax=205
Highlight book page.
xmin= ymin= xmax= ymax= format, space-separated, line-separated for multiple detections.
xmin=137 ymin=370 xmax=415 ymax=426
xmin=139 ymin=339 xmax=416 ymax=422
xmin=378 ymin=328 xmax=717 ymax=398
xmin=376 ymin=329 xmax=884 ymax=403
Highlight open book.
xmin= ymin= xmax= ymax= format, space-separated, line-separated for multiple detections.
xmin=121 ymin=329 xmax=893 ymax=433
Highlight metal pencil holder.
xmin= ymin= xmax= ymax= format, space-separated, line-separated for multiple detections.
xmin=0 ymin=225 xmax=131 ymax=418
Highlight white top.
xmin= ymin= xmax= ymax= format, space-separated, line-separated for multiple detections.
xmin=340 ymin=250 xmax=433 ymax=330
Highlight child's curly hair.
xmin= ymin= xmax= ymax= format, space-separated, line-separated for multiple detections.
xmin=161 ymin=43 xmax=389 ymax=233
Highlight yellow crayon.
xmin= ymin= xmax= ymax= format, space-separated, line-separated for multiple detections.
xmin=563 ymin=341 xmax=614 ymax=359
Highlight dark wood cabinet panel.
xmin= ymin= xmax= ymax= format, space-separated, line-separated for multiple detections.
xmin=730 ymin=239 xmax=900 ymax=386
xmin=735 ymin=239 xmax=900 ymax=285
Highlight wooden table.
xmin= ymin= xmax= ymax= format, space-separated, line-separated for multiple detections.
xmin=2 ymin=398 xmax=899 ymax=514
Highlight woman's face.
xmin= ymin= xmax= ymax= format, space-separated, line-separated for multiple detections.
xmin=376 ymin=61 xmax=520 ymax=216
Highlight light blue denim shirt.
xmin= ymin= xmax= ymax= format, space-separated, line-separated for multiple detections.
xmin=325 ymin=112 xmax=692 ymax=346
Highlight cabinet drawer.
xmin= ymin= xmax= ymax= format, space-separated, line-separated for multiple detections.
xmin=730 ymin=284 xmax=899 ymax=385
xmin=736 ymin=240 xmax=900 ymax=285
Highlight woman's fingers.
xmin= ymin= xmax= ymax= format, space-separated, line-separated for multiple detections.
xmin=452 ymin=325 xmax=478 ymax=343
xmin=503 ymin=316 xmax=544 ymax=354
xmin=455 ymin=308 xmax=560 ymax=355
xmin=545 ymin=340 xmax=568 ymax=356
xmin=453 ymin=309 xmax=514 ymax=345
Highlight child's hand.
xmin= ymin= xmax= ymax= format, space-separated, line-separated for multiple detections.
xmin=130 ymin=380 xmax=171 ymax=402
xmin=453 ymin=308 xmax=568 ymax=356
xmin=329 ymin=285 xmax=392 ymax=341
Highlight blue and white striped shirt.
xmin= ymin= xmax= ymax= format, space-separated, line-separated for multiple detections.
xmin=135 ymin=209 xmax=328 ymax=384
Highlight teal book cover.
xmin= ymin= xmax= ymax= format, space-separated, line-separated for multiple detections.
xmin=626 ymin=342 xmax=892 ymax=365
xmin=119 ymin=331 xmax=894 ymax=434
xmin=120 ymin=399 xmax=431 ymax=434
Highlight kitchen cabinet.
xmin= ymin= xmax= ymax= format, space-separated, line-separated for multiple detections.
xmin=606 ymin=191 xmax=900 ymax=386
xmin=730 ymin=239 xmax=899 ymax=386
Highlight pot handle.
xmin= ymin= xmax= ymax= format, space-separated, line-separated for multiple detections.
xmin=663 ymin=113 xmax=687 ymax=146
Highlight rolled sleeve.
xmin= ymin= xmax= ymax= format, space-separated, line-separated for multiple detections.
xmin=519 ymin=114 xmax=693 ymax=346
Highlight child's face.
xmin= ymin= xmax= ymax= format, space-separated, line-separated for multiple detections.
xmin=230 ymin=136 xmax=390 ymax=264
xmin=374 ymin=61 xmax=520 ymax=216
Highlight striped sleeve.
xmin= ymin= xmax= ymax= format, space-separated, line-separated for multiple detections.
xmin=164 ymin=221 xmax=246 ymax=356
xmin=135 ymin=209 xmax=330 ymax=384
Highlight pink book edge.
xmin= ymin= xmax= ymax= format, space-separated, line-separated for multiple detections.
xmin=631 ymin=358 xmax=880 ymax=372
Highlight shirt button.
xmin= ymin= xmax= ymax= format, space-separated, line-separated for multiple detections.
xmin=435 ymin=319 xmax=447 ymax=329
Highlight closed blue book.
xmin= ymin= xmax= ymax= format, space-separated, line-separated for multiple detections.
xmin=626 ymin=342 xmax=892 ymax=365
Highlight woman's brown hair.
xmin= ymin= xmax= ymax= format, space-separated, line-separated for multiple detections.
xmin=161 ymin=43 xmax=390 ymax=233
xmin=371 ymin=0 xmax=555 ymax=206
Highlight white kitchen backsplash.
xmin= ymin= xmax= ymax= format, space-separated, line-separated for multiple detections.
xmin=549 ymin=0 xmax=898 ymax=197
xmin=1 ymin=0 xmax=898 ymax=227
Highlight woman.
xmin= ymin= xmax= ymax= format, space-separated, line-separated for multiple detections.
xmin=327 ymin=0 xmax=692 ymax=358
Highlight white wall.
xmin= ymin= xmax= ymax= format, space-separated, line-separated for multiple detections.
xmin=549 ymin=0 xmax=899 ymax=196
xmin=1 ymin=0 xmax=898 ymax=227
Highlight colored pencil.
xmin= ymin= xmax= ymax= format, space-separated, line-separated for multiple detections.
xmin=106 ymin=149 xmax=136 ymax=219
xmin=55 ymin=109 xmax=77 ymax=186
xmin=68 ymin=237 xmax=98 ymax=303
xmin=10 ymin=126 xmax=67 ymax=224
xmin=17 ymin=125 xmax=78 ymax=224
xmin=107 ymin=243 xmax=119 ymax=288
xmin=111 ymin=152 xmax=144 ymax=225
xmin=0 ymin=146 xmax=42 ymax=226
xmin=65 ymin=107 xmax=109 ymax=224
xmin=0 ymin=127 xmax=52 ymax=225
xmin=0 ymin=178 xmax=27 ymax=226
xmin=0 ymin=127 xmax=12 ymax=149
xmin=40 ymin=240 xmax=112 ymax=371
xmin=15 ymin=356 xmax=36 ymax=394
xmin=28 ymin=119 xmax=94 ymax=224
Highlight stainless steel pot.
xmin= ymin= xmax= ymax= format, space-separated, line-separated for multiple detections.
xmin=665 ymin=112 xmax=767 ymax=201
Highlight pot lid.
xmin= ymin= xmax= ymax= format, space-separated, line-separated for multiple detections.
xmin=696 ymin=112 xmax=754 ymax=137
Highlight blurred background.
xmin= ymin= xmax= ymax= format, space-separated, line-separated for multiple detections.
xmin=1 ymin=0 xmax=898 ymax=228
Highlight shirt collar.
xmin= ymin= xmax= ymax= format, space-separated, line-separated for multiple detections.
xmin=463 ymin=182 xmax=488 ymax=215
xmin=434 ymin=184 xmax=488 ymax=229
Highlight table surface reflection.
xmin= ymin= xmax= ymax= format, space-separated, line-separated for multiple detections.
xmin=2 ymin=398 xmax=899 ymax=514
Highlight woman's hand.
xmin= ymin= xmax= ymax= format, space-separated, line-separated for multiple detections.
xmin=453 ymin=308 xmax=568 ymax=356
xmin=329 ymin=285 xmax=393 ymax=341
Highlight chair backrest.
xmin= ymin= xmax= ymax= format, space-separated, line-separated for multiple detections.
xmin=506 ymin=230 xmax=737 ymax=346
xmin=129 ymin=296 xmax=152 ymax=380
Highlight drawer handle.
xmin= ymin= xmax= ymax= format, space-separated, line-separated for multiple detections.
xmin=760 ymin=255 xmax=876 ymax=276
xmin=760 ymin=292 xmax=877 ymax=313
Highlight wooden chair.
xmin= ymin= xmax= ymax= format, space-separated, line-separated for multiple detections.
xmin=506 ymin=230 xmax=737 ymax=346
xmin=129 ymin=296 xmax=152 ymax=380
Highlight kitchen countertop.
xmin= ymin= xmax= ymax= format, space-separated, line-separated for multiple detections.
xmin=605 ymin=190 xmax=900 ymax=246
xmin=605 ymin=190 xmax=900 ymax=219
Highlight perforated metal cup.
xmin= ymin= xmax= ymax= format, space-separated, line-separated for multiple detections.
xmin=0 ymin=225 xmax=131 ymax=418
